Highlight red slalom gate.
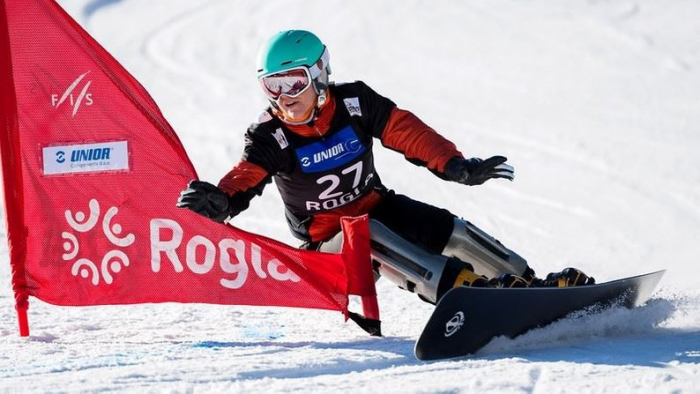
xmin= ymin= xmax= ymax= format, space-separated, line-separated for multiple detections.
xmin=0 ymin=0 xmax=379 ymax=337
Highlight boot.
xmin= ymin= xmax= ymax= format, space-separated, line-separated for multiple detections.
xmin=489 ymin=273 xmax=530 ymax=288
xmin=453 ymin=266 xmax=491 ymax=288
xmin=535 ymin=267 xmax=595 ymax=287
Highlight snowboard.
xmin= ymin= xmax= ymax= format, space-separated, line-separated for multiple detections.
xmin=414 ymin=270 xmax=665 ymax=361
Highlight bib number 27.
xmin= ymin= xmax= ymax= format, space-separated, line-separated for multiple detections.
xmin=306 ymin=162 xmax=368 ymax=211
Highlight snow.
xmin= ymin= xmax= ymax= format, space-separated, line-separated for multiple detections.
xmin=2 ymin=0 xmax=700 ymax=392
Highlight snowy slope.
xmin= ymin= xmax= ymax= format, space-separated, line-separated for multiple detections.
xmin=2 ymin=0 xmax=700 ymax=392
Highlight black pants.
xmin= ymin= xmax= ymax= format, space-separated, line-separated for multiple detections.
xmin=302 ymin=190 xmax=456 ymax=253
xmin=368 ymin=191 xmax=455 ymax=254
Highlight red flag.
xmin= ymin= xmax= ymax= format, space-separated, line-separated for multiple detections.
xmin=0 ymin=0 xmax=378 ymax=336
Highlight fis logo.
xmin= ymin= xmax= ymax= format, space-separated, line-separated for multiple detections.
xmin=51 ymin=71 xmax=94 ymax=117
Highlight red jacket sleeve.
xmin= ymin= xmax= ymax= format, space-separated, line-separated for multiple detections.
xmin=380 ymin=107 xmax=462 ymax=173
xmin=217 ymin=160 xmax=270 ymax=195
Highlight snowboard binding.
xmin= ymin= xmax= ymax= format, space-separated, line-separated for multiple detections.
xmin=489 ymin=273 xmax=530 ymax=288
xmin=536 ymin=267 xmax=596 ymax=287
xmin=490 ymin=267 xmax=595 ymax=288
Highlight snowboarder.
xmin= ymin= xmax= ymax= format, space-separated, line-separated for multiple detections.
xmin=177 ymin=30 xmax=594 ymax=304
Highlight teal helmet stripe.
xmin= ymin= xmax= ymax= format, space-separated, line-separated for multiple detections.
xmin=256 ymin=30 xmax=328 ymax=78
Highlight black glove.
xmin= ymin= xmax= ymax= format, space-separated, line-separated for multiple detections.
xmin=443 ymin=156 xmax=514 ymax=186
xmin=177 ymin=180 xmax=237 ymax=223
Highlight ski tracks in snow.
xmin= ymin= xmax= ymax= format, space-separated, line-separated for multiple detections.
xmin=83 ymin=0 xmax=123 ymax=20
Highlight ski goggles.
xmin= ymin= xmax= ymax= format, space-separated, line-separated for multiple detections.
xmin=259 ymin=67 xmax=312 ymax=100
xmin=258 ymin=47 xmax=331 ymax=100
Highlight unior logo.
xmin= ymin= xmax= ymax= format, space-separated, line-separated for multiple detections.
xmin=444 ymin=311 xmax=465 ymax=337
xmin=295 ymin=126 xmax=366 ymax=174
xmin=42 ymin=141 xmax=129 ymax=176
xmin=51 ymin=71 xmax=94 ymax=117
xmin=70 ymin=147 xmax=111 ymax=162
xmin=344 ymin=138 xmax=362 ymax=153
xmin=305 ymin=139 xmax=362 ymax=167
xmin=61 ymin=199 xmax=135 ymax=286
xmin=312 ymin=142 xmax=345 ymax=164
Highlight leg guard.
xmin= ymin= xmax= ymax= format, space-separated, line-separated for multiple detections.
xmin=367 ymin=220 xmax=450 ymax=304
xmin=370 ymin=220 xmax=490 ymax=304
xmin=442 ymin=218 xmax=528 ymax=279
xmin=318 ymin=220 xmax=491 ymax=304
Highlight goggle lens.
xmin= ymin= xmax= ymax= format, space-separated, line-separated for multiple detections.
xmin=260 ymin=69 xmax=311 ymax=100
